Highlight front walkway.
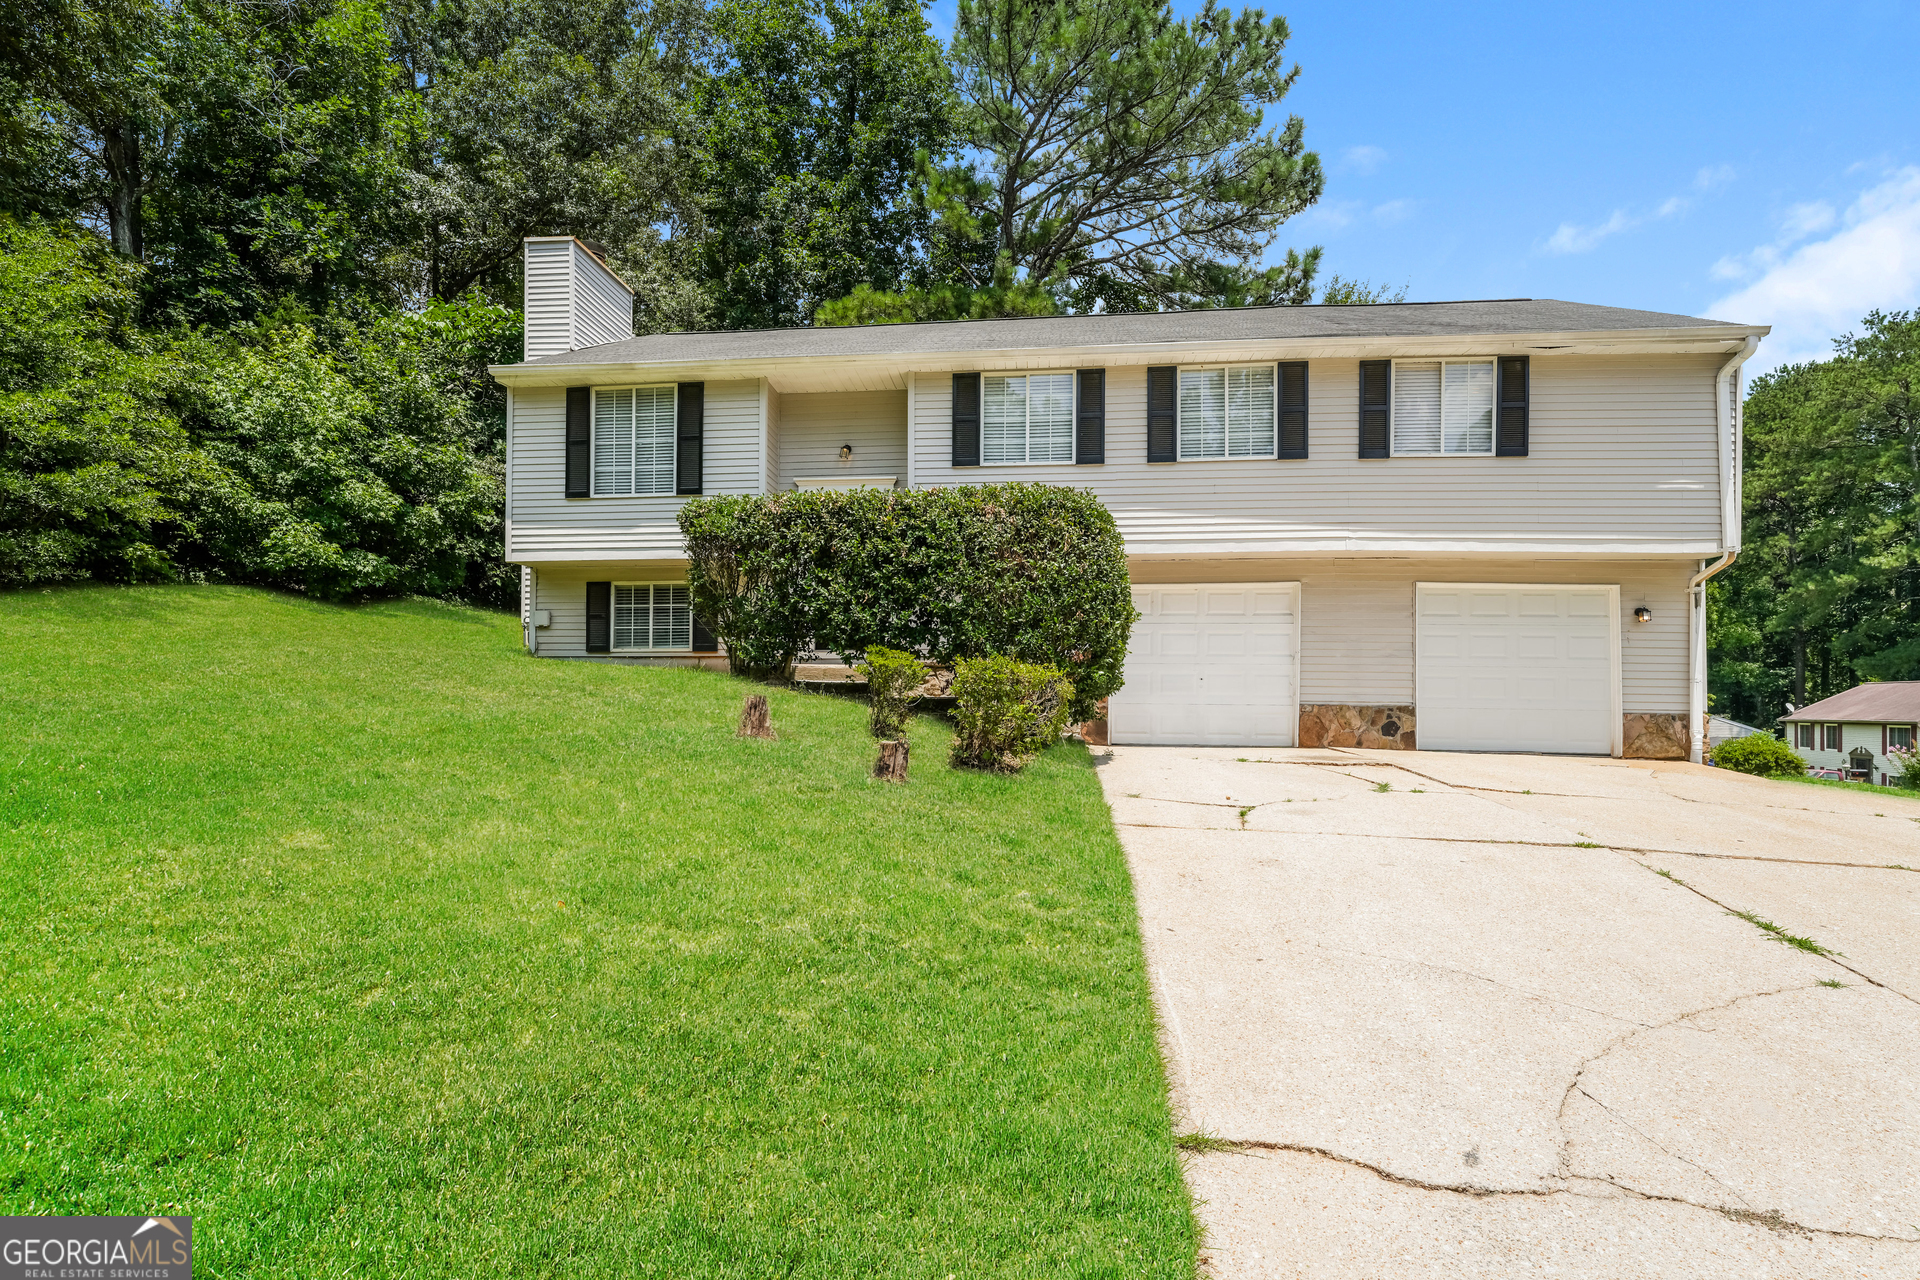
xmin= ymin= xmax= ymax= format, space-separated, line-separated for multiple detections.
xmin=1096 ymin=747 xmax=1920 ymax=1278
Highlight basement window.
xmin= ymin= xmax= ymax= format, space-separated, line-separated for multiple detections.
xmin=613 ymin=583 xmax=691 ymax=650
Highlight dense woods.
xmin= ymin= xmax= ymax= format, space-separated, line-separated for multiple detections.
xmin=0 ymin=0 xmax=1326 ymax=599
xmin=1710 ymin=310 xmax=1920 ymax=725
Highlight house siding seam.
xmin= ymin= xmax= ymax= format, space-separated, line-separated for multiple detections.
xmin=908 ymin=355 xmax=1723 ymax=552
xmin=506 ymin=380 xmax=763 ymax=560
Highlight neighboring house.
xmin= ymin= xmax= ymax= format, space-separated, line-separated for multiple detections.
xmin=1708 ymin=715 xmax=1766 ymax=754
xmin=489 ymin=236 xmax=1767 ymax=759
xmin=1783 ymin=684 xmax=1920 ymax=786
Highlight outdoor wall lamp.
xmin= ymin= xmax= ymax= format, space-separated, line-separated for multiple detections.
xmin=839 ymin=443 xmax=853 ymax=461
xmin=1633 ymin=607 xmax=1653 ymax=623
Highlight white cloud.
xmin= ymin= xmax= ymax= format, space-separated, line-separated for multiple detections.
xmin=1341 ymin=145 xmax=1387 ymax=175
xmin=1545 ymin=209 xmax=1635 ymax=254
xmin=1694 ymin=163 xmax=1736 ymax=192
xmin=1709 ymin=167 xmax=1920 ymax=370
xmin=1371 ymin=199 xmax=1415 ymax=225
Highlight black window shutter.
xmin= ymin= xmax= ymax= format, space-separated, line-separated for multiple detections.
xmin=676 ymin=382 xmax=704 ymax=494
xmin=691 ymin=605 xmax=719 ymax=653
xmin=586 ymin=581 xmax=611 ymax=653
xmin=951 ymin=372 xmax=981 ymax=466
xmin=566 ymin=387 xmax=591 ymax=497
xmin=1146 ymin=366 xmax=1177 ymax=462
xmin=1496 ymin=356 xmax=1530 ymax=456
xmin=1277 ymin=361 xmax=1308 ymax=459
xmin=1075 ymin=369 xmax=1105 ymax=464
xmin=1358 ymin=360 xmax=1391 ymax=458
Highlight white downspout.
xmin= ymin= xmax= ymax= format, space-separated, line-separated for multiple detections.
xmin=1688 ymin=336 xmax=1760 ymax=763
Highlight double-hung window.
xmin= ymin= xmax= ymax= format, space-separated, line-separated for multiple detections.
xmin=594 ymin=386 xmax=677 ymax=495
xmin=1822 ymin=724 xmax=1842 ymax=751
xmin=1179 ymin=365 xmax=1275 ymax=459
xmin=1392 ymin=360 xmax=1495 ymax=455
xmin=1795 ymin=723 xmax=1815 ymax=749
xmin=1889 ymin=725 xmax=1914 ymax=750
xmin=983 ymin=373 xmax=1075 ymax=463
xmin=614 ymin=583 xmax=691 ymax=650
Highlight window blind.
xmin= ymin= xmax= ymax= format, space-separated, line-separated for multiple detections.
xmin=1392 ymin=360 xmax=1496 ymax=455
xmin=614 ymin=584 xmax=692 ymax=650
xmin=594 ymin=387 xmax=677 ymax=495
xmin=982 ymin=373 xmax=1074 ymax=464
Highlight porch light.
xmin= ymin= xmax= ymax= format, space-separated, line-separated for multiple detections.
xmin=839 ymin=443 xmax=853 ymax=461
xmin=1633 ymin=607 xmax=1652 ymax=623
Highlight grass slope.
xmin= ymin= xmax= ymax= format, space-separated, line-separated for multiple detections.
xmin=0 ymin=585 xmax=1194 ymax=1278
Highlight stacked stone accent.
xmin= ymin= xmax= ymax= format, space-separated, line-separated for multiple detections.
xmin=1623 ymin=712 xmax=1689 ymax=759
xmin=1298 ymin=704 xmax=1417 ymax=750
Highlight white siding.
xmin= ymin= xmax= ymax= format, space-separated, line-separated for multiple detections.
xmin=909 ymin=354 xmax=1724 ymax=554
xmin=507 ymin=380 xmax=765 ymax=560
xmin=764 ymin=386 xmax=782 ymax=495
xmin=1128 ymin=556 xmax=1692 ymax=713
xmin=522 ymin=561 xmax=723 ymax=663
xmin=1793 ymin=721 xmax=1916 ymax=784
xmin=522 ymin=238 xmax=634 ymax=358
xmin=523 ymin=240 xmax=575 ymax=359
xmin=776 ymin=390 xmax=908 ymax=490
xmin=571 ymin=245 xmax=634 ymax=351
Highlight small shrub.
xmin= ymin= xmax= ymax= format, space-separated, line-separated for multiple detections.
xmin=856 ymin=646 xmax=929 ymax=739
xmin=1887 ymin=744 xmax=1918 ymax=788
xmin=949 ymin=655 xmax=1073 ymax=773
xmin=1713 ymin=732 xmax=1806 ymax=778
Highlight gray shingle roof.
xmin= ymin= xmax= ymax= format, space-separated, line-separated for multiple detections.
xmin=518 ymin=298 xmax=1761 ymax=368
xmin=1783 ymin=683 xmax=1920 ymax=723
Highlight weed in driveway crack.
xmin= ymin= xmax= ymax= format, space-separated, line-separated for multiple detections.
xmin=1174 ymin=1131 xmax=1244 ymax=1154
xmin=1818 ymin=978 xmax=1849 ymax=988
xmin=1373 ymin=780 xmax=1392 ymax=792
xmin=1237 ymin=806 xmax=1253 ymax=828
xmin=1726 ymin=909 xmax=1839 ymax=956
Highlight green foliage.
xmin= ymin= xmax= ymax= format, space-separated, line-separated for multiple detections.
xmin=855 ymin=644 xmax=928 ymax=739
xmin=173 ymin=303 xmax=514 ymax=603
xmin=949 ymin=653 xmax=1073 ymax=772
xmin=1712 ymin=310 xmax=1920 ymax=725
xmin=697 ymin=0 xmax=958 ymax=329
xmin=0 ymin=215 xmax=203 ymax=584
xmin=1320 ymin=274 xmax=1409 ymax=305
xmin=930 ymin=0 xmax=1324 ymax=309
xmin=813 ymin=259 xmax=1059 ymax=325
xmin=1711 ymin=731 xmax=1806 ymax=779
xmin=678 ymin=483 xmax=1135 ymax=720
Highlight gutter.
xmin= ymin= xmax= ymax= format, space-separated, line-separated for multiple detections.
xmin=1687 ymin=336 xmax=1761 ymax=763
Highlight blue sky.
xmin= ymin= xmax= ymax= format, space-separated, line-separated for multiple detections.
xmin=926 ymin=0 xmax=1920 ymax=373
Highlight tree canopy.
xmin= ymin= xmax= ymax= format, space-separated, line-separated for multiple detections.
xmin=1711 ymin=310 xmax=1920 ymax=726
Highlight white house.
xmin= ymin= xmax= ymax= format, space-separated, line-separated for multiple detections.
xmin=1784 ymin=684 xmax=1920 ymax=786
xmin=488 ymin=236 xmax=1768 ymax=761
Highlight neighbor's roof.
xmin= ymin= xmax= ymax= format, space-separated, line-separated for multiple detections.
xmin=1783 ymin=683 xmax=1920 ymax=723
xmin=507 ymin=298 xmax=1766 ymax=370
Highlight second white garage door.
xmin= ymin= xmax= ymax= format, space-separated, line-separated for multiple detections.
xmin=1108 ymin=583 xmax=1299 ymax=746
xmin=1416 ymin=583 xmax=1620 ymax=755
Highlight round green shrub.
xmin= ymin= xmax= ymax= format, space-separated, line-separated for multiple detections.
xmin=679 ymin=483 xmax=1134 ymax=722
xmin=948 ymin=655 xmax=1073 ymax=773
xmin=1712 ymin=732 xmax=1806 ymax=778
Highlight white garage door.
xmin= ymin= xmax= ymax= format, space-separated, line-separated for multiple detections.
xmin=1416 ymin=584 xmax=1618 ymax=755
xmin=1108 ymin=583 xmax=1299 ymax=746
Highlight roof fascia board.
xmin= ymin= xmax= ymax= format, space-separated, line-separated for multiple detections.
xmin=488 ymin=325 xmax=1770 ymax=387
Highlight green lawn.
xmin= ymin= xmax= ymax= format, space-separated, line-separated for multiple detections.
xmin=1773 ymin=772 xmax=1920 ymax=799
xmin=0 ymin=585 xmax=1195 ymax=1278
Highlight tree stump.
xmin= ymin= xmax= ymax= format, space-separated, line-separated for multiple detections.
xmin=874 ymin=739 xmax=909 ymax=782
xmin=738 ymin=694 xmax=774 ymax=739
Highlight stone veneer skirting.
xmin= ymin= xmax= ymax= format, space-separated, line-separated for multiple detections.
xmin=1299 ymin=704 xmax=1417 ymax=750
xmin=1623 ymin=712 xmax=1690 ymax=759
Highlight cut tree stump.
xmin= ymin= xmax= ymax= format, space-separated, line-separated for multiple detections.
xmin=738 ymin=694 xmax=774 ymax=739
xmin=874 ymin=739 xmax=909 ymax=782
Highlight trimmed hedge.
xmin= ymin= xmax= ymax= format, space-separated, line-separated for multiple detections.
xmin=857 ymin=646 xmax=929 ymax=740
xmin=1712 ymin=732 xmax=1806 ymax=778
xmin=678 ymin=484 xmax=1134 ymax=722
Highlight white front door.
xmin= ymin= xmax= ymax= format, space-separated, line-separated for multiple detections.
xmin=1415 ymin=583 xmax=1620 ymax=755
xmin=1108 ymin=583 xmax=1300 ymax=747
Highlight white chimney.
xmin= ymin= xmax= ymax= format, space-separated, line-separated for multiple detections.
xmin=522 ymin=236 xmax=635 ymax=359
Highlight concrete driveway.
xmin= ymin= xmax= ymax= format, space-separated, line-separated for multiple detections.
xmin=1096 ymin=748 xmax=1920 ymax=1279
